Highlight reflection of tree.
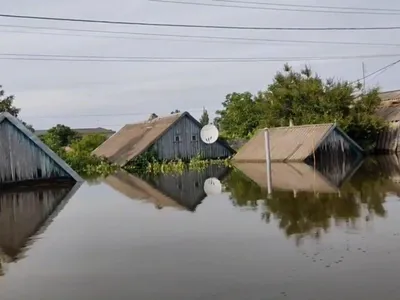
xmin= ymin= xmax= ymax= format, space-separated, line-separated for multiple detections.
xmin=224 ymin=159 xmax=390 ymax=243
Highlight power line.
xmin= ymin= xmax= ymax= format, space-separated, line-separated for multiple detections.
xmin=2 ymin=24 xmax=400 ymax=48
xmin=213 ymin=0 xmax=400 ymax=13
xmin=149 ymin=0 xmax=400 ymax=15
xmin=350 ymin=59 xmax=400 ymax=84
xmin=23 ymin=107 xmax=214 ymax=119
xmin=1 ymin=13 xmax=400 ymax=31
xmin=2 ymin=53 xmax=400 ymax=63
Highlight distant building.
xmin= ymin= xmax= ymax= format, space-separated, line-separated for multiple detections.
xmin=376 ymin=89 xmax=400 ymax=153
xmin=35 ymin=127 xmax=116 ymax=138
xmin=0 ymin=112 xmax=82 ymax=185
xmin=232 ymin=123 xmax=364 ymax=163
xmin=93 ymin=111 xmax=235 ymax=166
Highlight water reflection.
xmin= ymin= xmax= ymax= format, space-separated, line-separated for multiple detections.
xmin=227 ymin=158 xmax=398 ymax=244
xmin=0 ymin=182 xmax=81 ymax=276
xmin=104 ymin=165 xmax=230 ymax=212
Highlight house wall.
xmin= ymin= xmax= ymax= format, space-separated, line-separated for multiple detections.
xmin=152 ymin=115 xmax=233 ymax=160
xmin=306 ymin=128 xmax=363 ymax=185
xmin=0 ymin=120 xmax=70 ymax=184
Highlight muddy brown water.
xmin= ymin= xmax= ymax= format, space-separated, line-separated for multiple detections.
xmin=0 ymin=158 xmax=400 ymax=299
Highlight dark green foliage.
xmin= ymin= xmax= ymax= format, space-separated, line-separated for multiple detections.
xmin=171 ymin=109 xmax=181 ymax=114
xmin=42 ymin=124 xmax=80 ymax=148
xmin=0 ymin=85 xmax=34 ymax=132
xmin=215 ymin=64 xmax=386 ymax=149
xmin=199 ymin=109 xmax=210 ymax=126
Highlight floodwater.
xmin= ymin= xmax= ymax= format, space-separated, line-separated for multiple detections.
xmin=1 ymin=157 xmax=400 ymax=299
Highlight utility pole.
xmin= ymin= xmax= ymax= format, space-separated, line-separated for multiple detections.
xmin=362 ymin=62 xmax=366 ymax=92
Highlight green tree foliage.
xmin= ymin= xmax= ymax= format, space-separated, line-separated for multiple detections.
xmin=0 ymin=85 xmax=34 ymax=132
xmin=215 ymin=64 xmax=386 ymax=149
xmin=42 ymin=124 xmax=79 ymax=148
xmin=170 ymin=109 xmax=181 ymax=114
xmin=199 ymin=109 xmax=210 ymax=126
xmin=70 ymin=133 xmax=107 ymax=154
xmin=214 ymin=92 xmax=263 ymax=139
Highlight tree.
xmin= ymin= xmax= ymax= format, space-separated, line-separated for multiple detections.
xmin=0 ymin=85 xmax=34 ymax=132
xmin=42 ymin=124 xmax=79 ymax=148
xmin=199 ymin=109 xmax=210 ymax=126
xmin=214 ymin=92 xmax=264 ymax=139
xmin=70 ymin=134 xmax=107 ymax=154
xmin=215 ymin=64 xmax=386 ymax=149
xmin=171 ymin=109 xmax=180 ymax=114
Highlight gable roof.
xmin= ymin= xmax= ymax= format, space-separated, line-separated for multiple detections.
xmin=234 ymin=162 xmax=340 ymax=193
xmin=0 ymin=112 xmax=82 ymax=183
xmin=93 ymin=111 xmax=235 ymax=166
xmin=233 ymin=123 xmax=363 ymax=162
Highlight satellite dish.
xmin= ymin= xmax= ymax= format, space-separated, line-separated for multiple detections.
xmin=200 ymin=124 xmax=219 ymax=144
xmin=204 ymin=177 xmax=222 ymax=196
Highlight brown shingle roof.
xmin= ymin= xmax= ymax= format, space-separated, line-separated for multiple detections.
xmin=104 ymin=171 xmax=186 ymax=211
xmin=376 ymin=100 xmax=400 ymax=122
xmin=234 ymin=162 xmax=339 ymax=193
xmin=93 ymin=113 xmax=183 ymax=166
xmin=379 ymin=89 xmax=400 ymax=102
xmin=233 ymin=123 xmax=343 ymax=162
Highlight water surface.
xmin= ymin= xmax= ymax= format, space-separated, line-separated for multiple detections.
xmin=1 ymin=159 xmax=400 ymax=299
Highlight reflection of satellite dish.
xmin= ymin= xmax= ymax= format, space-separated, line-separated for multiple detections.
xmin=204 ymin=177 xmax=222 ymax=196
xmin=200 ymin=124 xmax=219 ymax=144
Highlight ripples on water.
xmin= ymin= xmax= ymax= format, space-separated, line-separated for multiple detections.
xmin=1 ymin=156 xmax=400 ymax=299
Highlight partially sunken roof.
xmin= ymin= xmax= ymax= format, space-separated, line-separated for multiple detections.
xmin=93 ymin=112 xmax=183 ymax=166
xmin=376 ymin=99 xmax=400 ymax=122
xmin=233 ymin=123 xmax=362 ymax=162
xmin=93 ymin=111 xmax=234 ymax=166
xmin=0 ymin=112 xmax=82 ymax=183
xmin=379 ymin=89 xmax=400 ymax=102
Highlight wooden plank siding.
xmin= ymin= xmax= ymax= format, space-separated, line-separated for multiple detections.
xmin=0 ymin=119 xmax=70 ymax=184
xmin=153 ymin=115 xmax=233 ymax=160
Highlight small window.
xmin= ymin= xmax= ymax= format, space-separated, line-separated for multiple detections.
xmin=194 ymin=182 xmax=199 ymax=187
xmin=191 ymin=135 xmax=198 ymax=141
xmin=174 ymin=135 xmax=182 ymax=142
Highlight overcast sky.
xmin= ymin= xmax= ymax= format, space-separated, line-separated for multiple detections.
xmin=1 ymin=0 xmax=400 ymax=130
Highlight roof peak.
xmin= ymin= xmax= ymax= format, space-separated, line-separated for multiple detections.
xmin=264 ymin=123 xmax=335 ymax=130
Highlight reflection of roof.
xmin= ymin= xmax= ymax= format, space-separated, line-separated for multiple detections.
xmin=0 ymin=182 xmax=81 ymax=264
xmin=233 ymin=123 xmax=362 ymax=163
xmin=104 ymin=171 xmax=187 ymax=211
xmin=233 ymin=162 xmax=339 ymax=193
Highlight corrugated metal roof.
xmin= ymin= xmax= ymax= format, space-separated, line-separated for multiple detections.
xmin=379 ymin=89 xmax=400 ymax=102
xmin=93 ymin=113 xmax=183 ymax=166
xmin=376 ymin=100 xmax=400 ymax=122
xmin=233 ymin=123 xmax=336 ymax=162
xmin=104 ymin=171 xmax=187 ymax=211
xmin=234 ymin=162 xmax=339 ymax=193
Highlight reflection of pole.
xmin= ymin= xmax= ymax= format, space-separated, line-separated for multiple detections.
xmin=264 ymin=129 xmax=272 ymax=195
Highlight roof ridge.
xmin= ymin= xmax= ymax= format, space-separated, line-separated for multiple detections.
xmin=125 ymin=111 xmax=185 ymax=126
xmin=264 ymin=123 xmax=335 ymax=130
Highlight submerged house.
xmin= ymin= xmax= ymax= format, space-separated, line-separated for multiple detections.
xmin=0 ymin=112 xmax=82 ymax=185
xmin=232 ymin=123 xmax=364 ymax=163
xmin=376 ymin=90 xmax=400 ymax=152
xmin=93 ymin=112 xmax=235 ymax=166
